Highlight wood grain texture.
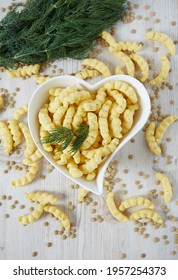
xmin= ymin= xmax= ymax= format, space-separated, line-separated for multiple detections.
xmin=0 ymin=0 xmax=178 ymax=260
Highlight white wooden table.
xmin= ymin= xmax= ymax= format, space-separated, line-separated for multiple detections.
xmin=0 ymin=0 xmax=178 ymax=260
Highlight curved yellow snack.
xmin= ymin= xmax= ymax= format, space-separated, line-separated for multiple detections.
xmin=48 ymin=86 xmax=77 ymax=113
xmin=111 ymin=51 xmax=135 ymax=77
xmin=14 ymin=104 xmax=28 ymax=121
xmin=17 ymin=205 xmax=44 ymax=225
xmin=115 ymin=66 xmax=124 ymax=75
xmin=78 ymin=188 xmax=90 ymax=202
xmin=150 ymin=56 xmax=170 ymax=85
xmin=155 ymin=172 xmax=172 ymax=203
xmin=38 ymin=104 xmax=55 ymax=131
xmin=67 ymin=160 xmax=83 ymax=178
xmin=73 ymin=151 xmax=81 ymax=164
xmin=119 ymin=196 xmax=154 ymax=211
xmin=101 ymin=31 xmax=116 ymax=46
xmin=40 ymin=126 xmax=53 ymax=152
xmin=128 ymin=103 xmax=139 ymax=114
xmin=23 ymin=149 xmax=43 ymax=165
xmin=106 ymin=192 xmax=128 ymax=222
xmin=57 ymin=152 xmax=70 ymax=166
xmin=82 ymin=113 xmax=98 ymax=150
xmin=24 ymin=191 xmax=58 ymax=205
xmin=130 ymin=209 xmax=164 ymax=224
xmin=62 ymin=106 xmax=75 ymax=129
xmin=130 ymin=54 xmax=149 ymax=82
xmin=82 ymin=138 xmax=119 ymax=159
xmin=155 ymin=115 xmax=178 ymax=143
xmin=34 ymin=75 xmax=51 ymax=84
xmin=81 ymin=138 xmax=119 ymax=173
xmin=146 ymin=122 xmax=161 ymax=156
xmin=72 ymin=100 xmax=93 ymax=129
xmin=109 ymin=41 xmax=143 ymax=53
xmin=107 ymin=89 xmax=126 ymax=114
xmin=53 ymin=106 xmax=68 ymax=126
xmin=83 ymin=87 xmax=107 ymax=112
xmin=0 ymin=95 xmax=3 ymax=106
xmin=19 ymin=122 xmax=35 ymax=157
xmin=82 ymin=58 xmax=111 ymax=77
xmin=49 ymin=88 xmax=62 ymax=97
xmin=86 ymin=171 xmax=96 ymax=181
xmin=122 ymin=109 xmax=134 ymax=135
xmin=75 ymin=69 xmax=99 ymax=80
xmin=104 ymin=81 xmax=138 ymax=104
xmin=6 ymin=64 xmax=40 ymax=78
xmin=109 ymin=103 xmax=122 ymax=138
xmin=7 ymin=119 xmax=22 ymax=148
xmin=44 ymin=205 xmax=70 ymax=231
xmin=99 ymin=100 xmax=112 ymax=145
xmin=0 ymin=121 xmax=13 ymax=155
xmin=63 ymin=90 xmax=91 ymax=108
xmin=146 ymin=31 xmax=176 ymax=56
xmin=11 ymin=163 xmax=39 ymax=187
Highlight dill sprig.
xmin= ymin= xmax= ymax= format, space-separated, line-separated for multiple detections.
xmin=70 ymin=124 xmax=89 ymax=155
xmin=0 ymin=0 xmax=127 ymax=68
xmin=41 ymin=124 xmax=89 ymax=154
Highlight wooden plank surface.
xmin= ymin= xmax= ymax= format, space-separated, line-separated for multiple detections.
xmin=0 ymin=0 xmax=178 ymax=260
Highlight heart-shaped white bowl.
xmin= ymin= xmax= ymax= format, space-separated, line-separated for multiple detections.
xmin=28 ymin=75 xmax=150 ymax=195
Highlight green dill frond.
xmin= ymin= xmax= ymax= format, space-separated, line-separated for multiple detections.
xmin=0 ymin=0 xmax=127 ymax=68
xmin=70 ymin=124 xmax=89 ymax=155
xmin=41 ymin=124 xmax=89 ymax=153
xmin=41 ymin=127 xmax=74 ymax=150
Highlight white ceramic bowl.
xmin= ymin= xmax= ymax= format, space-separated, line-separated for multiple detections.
xmin=28 ymin=75 xmax=151 ymax=195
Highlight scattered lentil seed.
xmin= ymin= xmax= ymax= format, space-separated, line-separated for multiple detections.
xmin=20 ymin=205 xmax=25 ymax=209
xmin=162 ymin=235 xmax=168 ymax=240
xmin=32 ymin=252 xmax=38 ymax=257
xmin=153 ymin=237 xmax=159 ymax=243
xmin=4 ymin=214 xmax=9 ymax=219
xmin=164 ymin=240 xmax=169 ymax=245
xmin=171 ymin=21 xmax=176 ymax=26
xmin=120 ymin=253 xmax=126 ymax=259
xmin=128 ymin=154 xmax=133 ymax=160
xmin=170 ymin=227 xmax=176 ymax=232
xmin=92 ymin=202 xmax=98 ymax=206
xmin=154 ymin=19 xmax=160 ymax=23
xmin=137 ymin=15 xmax=142 ymax=20
xmin=62 ymin=235 xmax=67 ymax=240
xmin=150 ymin=12 xmax=156 ymax=17
xmin=123 ymin=169 xmax=129 ymax=174
xmin=140 ymin=253 xmax=146 ymax=258
xmin=47 ymin=242 xmax=53 ymax=248
xmin=58 ymin=230 xmax=64 ymax=235
xmin=153 ymin=47 xmax=159 ymax=52
xmin=44 ymin=222 xmax=49 ymax=227
xmin=91 ymin=218 xmax=97 ymax=222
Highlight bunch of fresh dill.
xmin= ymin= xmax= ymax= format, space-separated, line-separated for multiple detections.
xmin=0 ymin=0 xmax=127 ymax=68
